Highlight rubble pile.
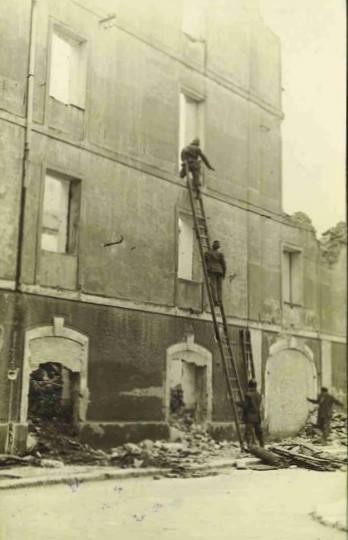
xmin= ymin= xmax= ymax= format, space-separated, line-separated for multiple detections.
xmin=110 ymin=425 xmax=241 ymax=478
xmin=0 ymin=415 xmax=240 ymax=477
xmin=27 ymin=417 xmax=110 ymax=465
xmin=264 ymin=411 xmax=348 ymax=472
xmin=269 ymin=443 xmax=346 ymax=471
xmin=298 ymin=411 xmax=347 ymax=446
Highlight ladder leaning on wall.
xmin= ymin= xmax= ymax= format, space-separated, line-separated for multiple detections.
xmin=186 ymin=170 xmax=255 ymax=449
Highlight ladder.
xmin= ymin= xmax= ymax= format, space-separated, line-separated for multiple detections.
xmin=186 ymin=174 xmax=245 ymax=448
xmin=240 ymin=328 xmax=256 ymax=382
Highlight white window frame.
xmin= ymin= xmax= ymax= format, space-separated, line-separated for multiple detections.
xmin=177 ymin=214 xmax=194 ymax=280
xmin=282 ymin=246 xmax=303 ymax=306
xmin=41 ymin=171 xmax=81 ymax=255
xmin=178 ymin=90 xmax=205 ymax=165
xmin=49 ymin=25 xmax=87 ymax=109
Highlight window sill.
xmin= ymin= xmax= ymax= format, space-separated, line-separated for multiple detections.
xmin=177 ymin=277 xmax=202 ymax=285
xmin=49 ymin=95 xmax=85 ymax=111
xmin=41 ymin=249 xmax=77 ymax=257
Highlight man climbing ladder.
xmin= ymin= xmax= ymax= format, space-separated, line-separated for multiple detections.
xmin=181 ymin=143 xmax=252 ymax=449
xmin=180 ymin=137 xmax=215 ymax=193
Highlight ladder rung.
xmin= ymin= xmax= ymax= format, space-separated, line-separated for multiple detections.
xmin=221 ymin=338 xmax=238 ymax=345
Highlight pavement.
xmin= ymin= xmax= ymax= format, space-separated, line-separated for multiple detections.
xmin=0 ymin=468 xmax=345 ymax=540
xmin=0 ymin=456 xmax=248 ymax=490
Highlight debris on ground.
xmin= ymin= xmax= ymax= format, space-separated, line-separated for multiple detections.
xmin=266 ymin=410 xmax=348 ymax=471
xmin=26 ymin=417 xmax=110 ymax=465
xmin=0 ymin=454 xmax=37 ymax=467
xmin=109 ymin=425 xmax=242 ymax=478
xmin=298 ymin=410 xmax=347 ymax=446
xmin=247 ymin=445 xmax=286 ymax=468
xmin=1 ymin=402 xmax=345 ymax=477
xmin=269 ymin=444 xmax=344 ymax=471
xmin=0 ymin=414 xmax=242 ymax=478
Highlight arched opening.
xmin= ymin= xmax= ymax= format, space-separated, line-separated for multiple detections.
xmin=21 ymin=318 xmax=89 ymax=432
xmin=28 ymin=362 xmax=80 ymax=426
xmin=165 ymin=334 xmax=212 ymax=427
xmin=265 ymin=339 xmax=317 ymax=437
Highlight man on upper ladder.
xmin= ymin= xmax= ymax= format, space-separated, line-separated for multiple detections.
xmin=180 ymin=137 xmax=215 ymax=193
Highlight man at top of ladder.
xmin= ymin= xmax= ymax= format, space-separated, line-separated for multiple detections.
xmin=179 ymin=137 xmax=215 ymax=193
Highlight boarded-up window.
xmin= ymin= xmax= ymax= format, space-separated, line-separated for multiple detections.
xmin=49 ymin=29 xmax=87 ymax=108
xmin=282 ymin=250 xmax=302 ymax=305
xmin=41 ymin=172 xmax=80 ymax=254
xmin=178 ymin=215 xmax=194 ymax=280
xmin=179 ymin=93 xmax=204 ymax=163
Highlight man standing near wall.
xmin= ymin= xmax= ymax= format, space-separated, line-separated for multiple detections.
xmin=204 ymin=240 xmax=226 ymax=306
xmin=307 ymin=387 xmax=343 ymax=444
xmin=239 ymin=380 xmax=264 ymax=448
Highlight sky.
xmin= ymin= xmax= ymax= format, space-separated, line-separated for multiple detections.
xmin=259 ymin=0 xmax=346 ymax=234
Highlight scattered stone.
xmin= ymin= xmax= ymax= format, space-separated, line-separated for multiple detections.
xmin=40 ymin=459 xmax=64 ymax=468
xmin=26 ymin=434 xmax=39 ymax=452
xmin=235 ymin=460 xmax=248 ymax=470
xmin=140 ymin=439 xmax=155 ymax=451
xmin=169 ymin=427 xmax=185 ymax=442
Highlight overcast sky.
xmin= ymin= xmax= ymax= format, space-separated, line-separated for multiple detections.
xmin=259 ymin=0 xmax=346 ymax=234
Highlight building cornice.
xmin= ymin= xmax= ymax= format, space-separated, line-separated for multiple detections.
xmin=0 ymin=283 xmax=342 ymax=344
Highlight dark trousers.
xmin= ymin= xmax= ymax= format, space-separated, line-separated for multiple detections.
xmin=208 ymin=272 xmax=223 ymax=305
xmin=318 ymin=416 xmax=331 ymax=442
xmin=245 ymin=421 xmax=264 ymax=447
xmin=180 ymin=162 xmax=201 ymax=189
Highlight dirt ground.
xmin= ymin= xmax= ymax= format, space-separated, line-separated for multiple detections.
xmin=0 ymin=467 xmax=345 ymax=540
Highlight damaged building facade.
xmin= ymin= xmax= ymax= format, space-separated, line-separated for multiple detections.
xmin=0 ymin=0 xmax=346 ymax=452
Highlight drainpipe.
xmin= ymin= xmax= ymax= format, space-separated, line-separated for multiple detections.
xmin=6 ymin=0 xmax=38 ymax=453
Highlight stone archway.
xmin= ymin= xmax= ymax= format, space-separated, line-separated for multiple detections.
xmin=21 ymin=317 xmax=89 ymax=424
xmin=264 ymin=337 xmax=317 ymax=436
xmin=165 ymin=333 xmax=212 ymax=423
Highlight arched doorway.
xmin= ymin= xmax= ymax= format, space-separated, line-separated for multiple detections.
xmin=165 ymin=333 xmax=212 ymax=424
xmin=265 ymin=338 xmax=317 ymax=437
xmin=21 ymin=317 xmax=89 ymax=426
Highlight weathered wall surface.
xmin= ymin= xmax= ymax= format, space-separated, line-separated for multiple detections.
xmin=320 ymin=247 xmax=347 ymax=337
xmin=0 ymin=0 xmax=30 ymax=117
xmin=0 ymin=292 xmax=246 ymax=426
xmin=0 ymin=294 xmax=15 ymax=422
xmin=0 ymin=123 xmax=23 ymax=281
xmin=0 ymin=0 xmax=283 ymax=313
xmin=0 ymin=0 xmax=345 ymax=448
xmin=331 ymin=342 xmax=347 ymax=402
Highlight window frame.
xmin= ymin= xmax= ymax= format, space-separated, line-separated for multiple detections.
xmin=175 ymin=207 xmax=203 ymax=285
xmin=177 ymin=212 xmax=195 ymax=281
xmin=281 ymin=244 xmax=303 ymax=307
xmin=178 ymin=89 xmax=205 ymax=168
xmin=47 ymin=21 xmax=88 ymax=110
xmin=39 ymin=169 xmax=81 ymax=257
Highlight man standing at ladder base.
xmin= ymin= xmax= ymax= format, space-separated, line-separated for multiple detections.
xmin=240 ymin=380 xmax=264 ymax=448
xmin=204 ymin=240 xmax=226 ymax=306
xmin=180 ymin=137 xmax=215 ymax=192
